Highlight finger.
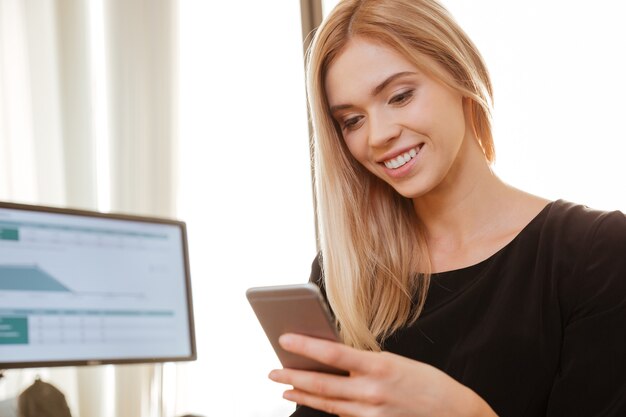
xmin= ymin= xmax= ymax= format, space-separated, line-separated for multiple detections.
xmin=282 ymin=388 xmax=373 ymax=417
xmin=279 ymin=333 xmax=375 ymax=373
xmin=269 ymin=368 xmax=373 ymax=403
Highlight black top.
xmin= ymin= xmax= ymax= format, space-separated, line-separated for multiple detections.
xmin=291 ymin=200 xmax=626 ymax=417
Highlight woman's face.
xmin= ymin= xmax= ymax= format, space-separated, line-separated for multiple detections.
xmin=325 ymin=37 xmax=470 ymax=199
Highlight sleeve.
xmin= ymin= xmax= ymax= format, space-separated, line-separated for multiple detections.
xmin=288 ymin=254 xmax=338 ymax=417
xmin=546 ymin=210 xmax=626 ymax=416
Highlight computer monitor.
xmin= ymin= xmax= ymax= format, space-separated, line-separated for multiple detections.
xmin=0 ymin=202 xmax=196 ymax=369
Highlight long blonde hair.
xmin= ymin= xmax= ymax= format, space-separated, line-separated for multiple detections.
xmin=306 ymin=0 xmax=494 ymax=350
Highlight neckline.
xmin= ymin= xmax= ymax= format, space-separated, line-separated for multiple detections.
xmin=431 ymin=199 xmax=555 ymax=275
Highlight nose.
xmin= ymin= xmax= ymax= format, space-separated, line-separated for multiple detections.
xmin=368 ymin=109 xmax=400 ymax=148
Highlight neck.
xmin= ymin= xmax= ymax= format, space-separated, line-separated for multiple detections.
xmin=412 ymin=139 xmax=520 ymax=251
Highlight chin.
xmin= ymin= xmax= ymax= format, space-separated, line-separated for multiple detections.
xmin=390 ymin=184 xmax=426 ymax=200
xmin=388 ymin=176 xmax=442 ymax=200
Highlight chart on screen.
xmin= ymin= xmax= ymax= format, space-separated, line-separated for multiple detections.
xmin=0 ymin=204 xmax=194 ymax=367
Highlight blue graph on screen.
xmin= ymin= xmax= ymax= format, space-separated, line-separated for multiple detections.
xmin=0 ymin=265 xmax=72 ymax=292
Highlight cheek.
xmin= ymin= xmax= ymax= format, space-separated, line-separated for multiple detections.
xmin=425 ymin=98 xmax=466 ymax=146
xmin=343 ymin=134 xmax=369 ymax=164
xmin=411 ymin=86 xmax=465 ymax=141
xmin=343 ymin=134 xmax=383 ymax=178
xmin=445 ymin=105 xmax=467 ymax=145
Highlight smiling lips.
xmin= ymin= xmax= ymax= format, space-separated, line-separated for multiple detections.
xmin=383 ymin=144 xmax=423 ymax=169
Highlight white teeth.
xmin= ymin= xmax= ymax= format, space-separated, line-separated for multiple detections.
xmin=383 ymin=146 xmax=420 ymax=169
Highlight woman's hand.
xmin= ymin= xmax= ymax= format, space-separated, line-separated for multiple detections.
xmin=269 ymin=334 xmax=497 ymax=417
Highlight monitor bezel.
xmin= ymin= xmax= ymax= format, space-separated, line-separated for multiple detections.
xmin=0 ymin=201 xmax=197 ymax=369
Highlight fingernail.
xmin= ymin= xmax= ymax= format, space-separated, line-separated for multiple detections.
xmin=268 ymin=370 xmax=279 ymax=380
xmin=283 ymin=390 xmax=295 ymax=401
xmin=279 ymin=334 xmax=294 ymax=347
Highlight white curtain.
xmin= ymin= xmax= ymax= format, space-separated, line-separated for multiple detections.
xmin=0 ymin=0 xmax=66 ymax=207
xmin=0 ymin=1 xmax=179 ymax=416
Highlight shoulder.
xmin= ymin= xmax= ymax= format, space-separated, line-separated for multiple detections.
xmin=543 ymin=200 xmax=626 ymax=321
xmin=540 ymin=198 xmax=626 ymax=269
xmin=542 ymin=199 xmax=626 ymax=240
xmin=536 ymin=200 xmax=626 ymax=265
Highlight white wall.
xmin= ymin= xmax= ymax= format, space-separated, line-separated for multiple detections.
xmin=323 ymin=0 xmax=626 ymax=211
xmin=444 ymin=0 xmax=626 ymax=211
xmin=177 ymin=2 xmax=315 ymax=416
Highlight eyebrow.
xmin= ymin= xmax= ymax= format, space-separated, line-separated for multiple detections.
xmin=329 ymin=71 xmax=416 ymax=113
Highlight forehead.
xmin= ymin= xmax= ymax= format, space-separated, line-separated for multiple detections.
xmin=324 ymin=37 xmax=419 ymax=106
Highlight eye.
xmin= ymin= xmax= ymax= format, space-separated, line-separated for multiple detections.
xmin=342 ymin=115 xmax=364 ymax=131
xmin=388 ymin=89 xmax=414 ymax=105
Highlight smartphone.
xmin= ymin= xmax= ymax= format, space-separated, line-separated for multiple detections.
xmin=246 ymin=283 xmax=347 ymax=375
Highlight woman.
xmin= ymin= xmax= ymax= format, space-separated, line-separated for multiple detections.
xmin=269 ymin=0 xmax=626 ymax=416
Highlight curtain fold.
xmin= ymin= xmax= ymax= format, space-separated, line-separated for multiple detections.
xmin=55 ymin=0 xmax=97 ymax=210
xmin=0 ymin=0 xmax=41 ymax=205
xmin=106 ymin=0 xmax=178 ymax=219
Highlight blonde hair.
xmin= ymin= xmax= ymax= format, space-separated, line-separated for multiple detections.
xmin=306 ymin=0 xmax=494 ymax=350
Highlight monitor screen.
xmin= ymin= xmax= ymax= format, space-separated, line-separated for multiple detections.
xmin=0 ymin=202 xmax=196 ymax=369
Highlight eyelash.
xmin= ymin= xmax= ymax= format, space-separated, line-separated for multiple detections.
xmin=389 ymin=89 xmax=414 ymax=105
xmin=342 ymin=116 xmax=363 ymax=131
xmin=339 ymin=89 xmax=415 ymax=132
